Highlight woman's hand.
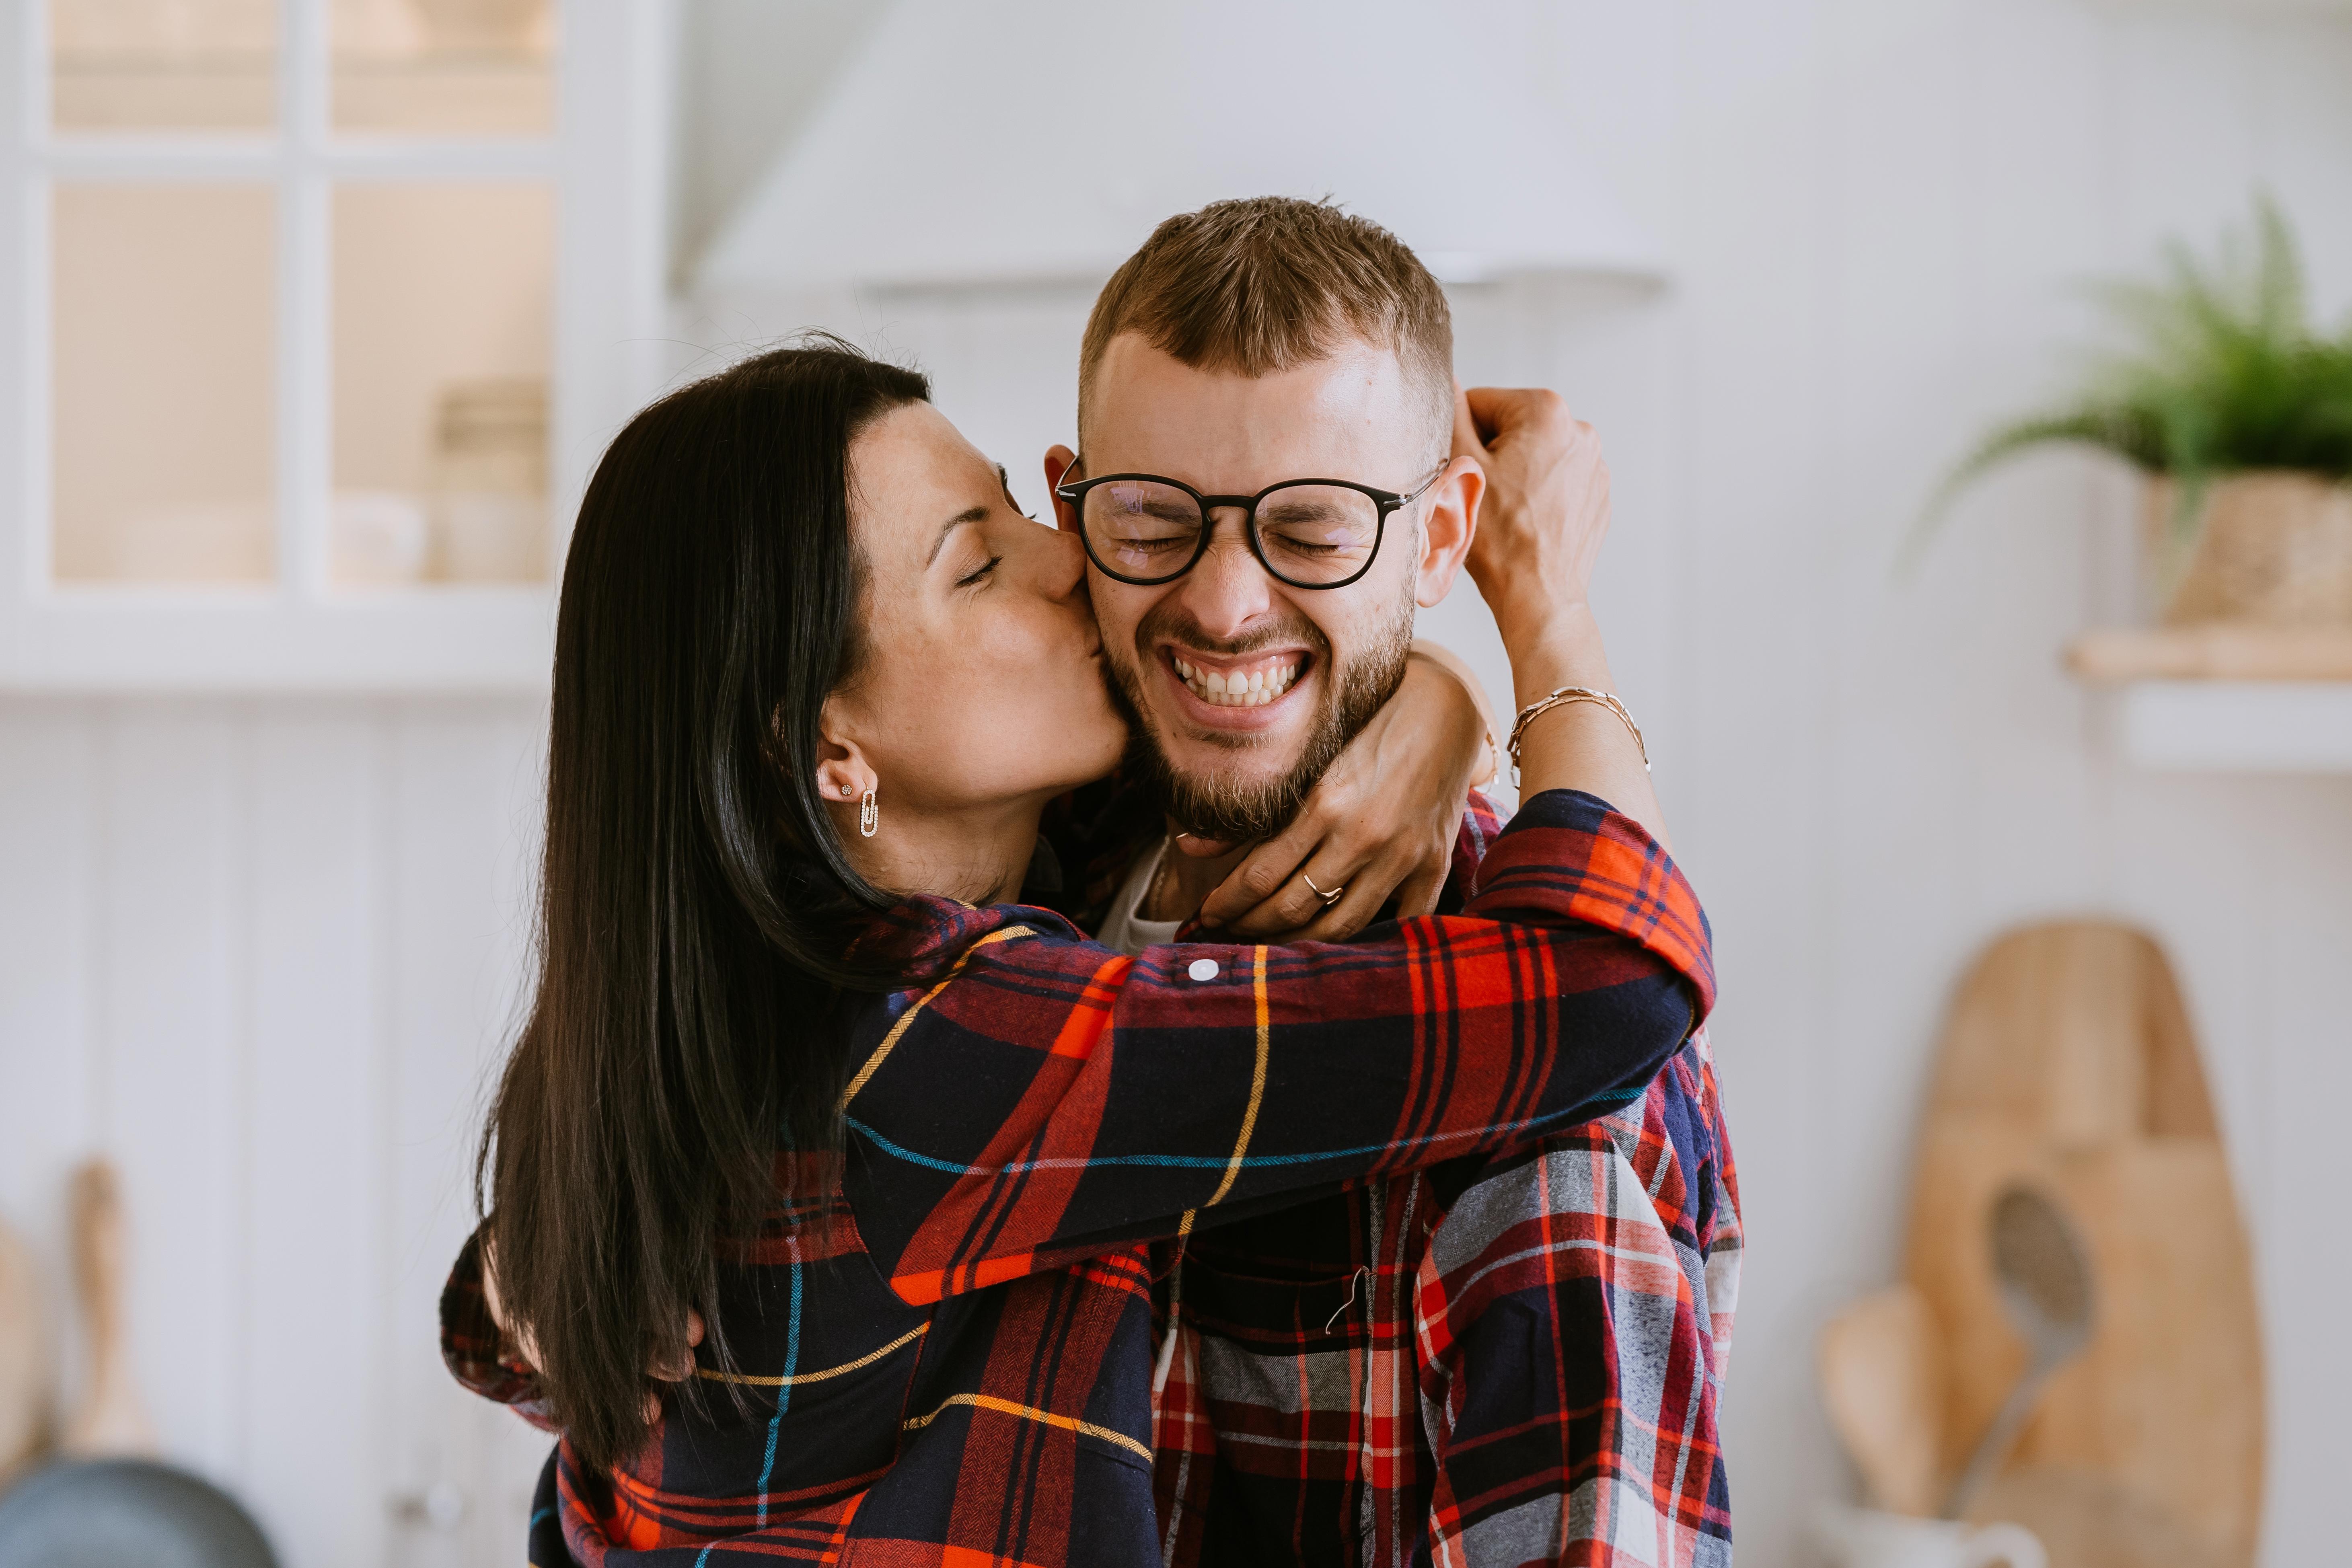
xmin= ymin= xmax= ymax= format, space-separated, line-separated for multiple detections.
xmin=1194 ymin=645 xmax=1493 ymax=941
xmin=1454 ymin=382 xmax=1611 ymax=638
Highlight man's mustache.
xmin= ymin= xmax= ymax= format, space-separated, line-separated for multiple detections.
xmin=1128 ymin=601 xmax=1330 ymax=666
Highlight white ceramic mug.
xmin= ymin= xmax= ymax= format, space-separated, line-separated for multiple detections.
xmin=1814 ymin=1504 xmax=2046 ymax=1568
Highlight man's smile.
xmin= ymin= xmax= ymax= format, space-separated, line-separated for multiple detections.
xmin=1159 ymin=643 xmax=1314 ymax=723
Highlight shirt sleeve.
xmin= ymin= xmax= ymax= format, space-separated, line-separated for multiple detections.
xmin=438 ymin=1228 xmax=559 ymax=1431
xmin=841 ymin=788 xmax=1713 ymax=1305
xmin=1411 ymin=1030 xmax=1739 ymax=1563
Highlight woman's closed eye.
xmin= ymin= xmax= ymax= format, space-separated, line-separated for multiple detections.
xmin=956 ymin=554 xmax=1002 ymax=588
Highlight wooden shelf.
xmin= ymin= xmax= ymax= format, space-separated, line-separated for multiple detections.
xmin=2068 ymin=626 xmax=2352 ymax=682
xmin=2069 ymin=628 xmax=2352 ymax=773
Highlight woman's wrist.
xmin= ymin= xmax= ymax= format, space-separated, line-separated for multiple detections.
xmin=1406 ymin=641 xmax=1500 ymax=787
xmin=1499 ymin=599 xmax=1615 ymax=711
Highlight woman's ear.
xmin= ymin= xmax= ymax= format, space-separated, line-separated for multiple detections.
xmin=1414 ymin=455 xmax=1484 ymax=609
xmin=813 ymin=697 xmax=873 ymax=805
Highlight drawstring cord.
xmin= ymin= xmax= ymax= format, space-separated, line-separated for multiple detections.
xmin=1325 ymin=1265 xmax=1373 ymax=1334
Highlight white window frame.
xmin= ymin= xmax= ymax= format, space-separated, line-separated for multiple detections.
xmin=0 ymin=0 xmax=669 ymax=691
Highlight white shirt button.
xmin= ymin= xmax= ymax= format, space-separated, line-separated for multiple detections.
xmin=1186 ymin=958 xmax=1220 ymax=982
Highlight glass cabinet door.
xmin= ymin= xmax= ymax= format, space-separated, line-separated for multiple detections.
xmin=333 ymin=0 xmax=553 ymax=136
xmin=33 ymin=0 xmax=562 ymax=597
xmin=52 ymin=183 xmax=278 ymax=584
xmin=331 ymin=182 xmax=553 ymax=586
xmin=4 ymin=1 xmax=664 ymax=689
xmin=51 ymin=0 xmax=277 ymax=132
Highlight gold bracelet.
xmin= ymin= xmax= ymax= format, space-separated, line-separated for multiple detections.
xmin=1507 ymin=686 xmax=1649 ymax=784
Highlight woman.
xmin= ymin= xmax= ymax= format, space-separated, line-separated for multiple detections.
xmin=446 ymin=340 xmax=1709 ymax=1562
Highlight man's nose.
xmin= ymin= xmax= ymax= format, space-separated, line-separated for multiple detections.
xmin=1174 ymin=508 xmax=1274 ymax=641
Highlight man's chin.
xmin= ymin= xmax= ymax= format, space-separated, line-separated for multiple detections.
xmin=1103 ymin=641 xmax=1375 ymax=843
xmin=1160 ymin=705 xmax=1305 ymax=758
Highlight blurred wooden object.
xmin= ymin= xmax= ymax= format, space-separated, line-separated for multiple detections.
xmin=0 ymin=1216 xmax=47 ymax=1480
xmin=2067 ymin=625 xmax=2352 ymax=681
xmin=1973 ymin=1468 xmax=2226 ymax=1568
xmin=60 ymin=1161 xmax=152 ymax=1456
xmin=1904 ymin=922 xmax=2262 ymax=1568
xmin=1819 ymin=1284 xmax=1947 ymax=1517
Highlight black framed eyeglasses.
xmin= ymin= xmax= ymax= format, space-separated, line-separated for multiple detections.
xmin=1054 ymin=464 xmax=1443 ymax=590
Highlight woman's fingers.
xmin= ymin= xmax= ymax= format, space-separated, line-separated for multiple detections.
xmin=1206 ymin=812 xmax=1460 ymax=940
xmin=1393 ymin=862 xmax=1446 ymax=921
xmin=641 ymin=1307 xmax=707 ymax=1425
xmin=1286 ymin=848 xmax=1408 ymax=942
xmin=1452 ymin=378 xmax=1491 ymax=463
xmin=1213 ymin=835 xmax=1367 ymax=937
xmin=648 ymin=1307 xmax=706 ymax=1382
xmin=1197 ymin=813 xmax=1332 ymax=929
xmin=1293 ymin=820 xmax=1458 ymax=940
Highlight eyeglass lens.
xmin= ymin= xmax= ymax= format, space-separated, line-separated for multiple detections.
xmin=1082 ymin=480 xmax=1381 ymax=586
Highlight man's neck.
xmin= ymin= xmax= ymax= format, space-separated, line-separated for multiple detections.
xmin=1139 ymin=817 xmax=1254 ymax=923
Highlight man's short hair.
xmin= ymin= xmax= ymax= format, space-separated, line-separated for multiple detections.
xmin=1078 ymin=196 xmax=1453 ymax=468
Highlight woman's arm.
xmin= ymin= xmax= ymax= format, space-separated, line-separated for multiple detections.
xmin=1455 ymin=385 xmax=1668 ymax=844
xmin=839 ymin=786 xmax=1709 ymax=1305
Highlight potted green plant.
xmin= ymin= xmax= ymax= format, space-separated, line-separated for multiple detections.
xmin=1925 ymin=199 xmax=2352 ymax=626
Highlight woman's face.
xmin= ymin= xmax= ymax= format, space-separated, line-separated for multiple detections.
xmin=825 ymin=402 xmax=1127 ymax=830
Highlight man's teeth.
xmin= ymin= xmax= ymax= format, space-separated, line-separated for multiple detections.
xmin=1172 ymin=656 xmax=1301 ymax=707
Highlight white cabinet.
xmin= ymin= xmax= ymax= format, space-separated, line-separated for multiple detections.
xmin=0 ymin=1 xmax=670 ymax=691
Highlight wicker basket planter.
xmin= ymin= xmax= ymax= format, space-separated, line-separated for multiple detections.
xmin=2144 ymin=472 xmax=2352 ymax=627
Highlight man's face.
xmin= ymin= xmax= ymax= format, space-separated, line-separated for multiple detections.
xmin=1052 ymin=333 xmax=1475 ymax=841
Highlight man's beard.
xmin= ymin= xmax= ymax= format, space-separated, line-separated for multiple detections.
xmin=1103 ymin=580 xmax=1416 ymax=844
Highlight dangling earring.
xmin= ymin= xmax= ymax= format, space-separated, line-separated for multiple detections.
xmin=859 ymin=786 xmax=878 ymax=838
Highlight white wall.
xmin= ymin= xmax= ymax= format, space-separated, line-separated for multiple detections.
xmin=0 ymin=700 xmax=554 ymax=1566
xmin=3 ymin=2 xmax=2348 ymax=1565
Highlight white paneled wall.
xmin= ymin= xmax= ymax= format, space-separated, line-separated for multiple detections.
xmin=0 ymin=700 xmax=555 ymax=1566
xmin=2 ymin=2 xmax=2349 ymax=1565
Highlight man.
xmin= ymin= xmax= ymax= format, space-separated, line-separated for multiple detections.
xmin=1043 ymin=197 xmax=1741 ymax=1565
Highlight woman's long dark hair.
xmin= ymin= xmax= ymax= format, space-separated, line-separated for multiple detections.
xmin=479 ymin=339 xmax=930 ymax=1474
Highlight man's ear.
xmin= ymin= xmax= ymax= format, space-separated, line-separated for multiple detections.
xmin=1413 ymin=454 xmax=1483 ymax=608
xmin=812 ymin=695 xmax=876 ymax=808
xmin=1044 ymin=446 xmax=1081 ymax=534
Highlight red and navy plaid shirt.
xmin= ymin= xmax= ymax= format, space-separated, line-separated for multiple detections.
xmin=443 ymin=788 xmax=1721 ymax=1565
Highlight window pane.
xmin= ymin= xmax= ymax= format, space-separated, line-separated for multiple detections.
xmin=332 ymin=0 xmax=553 ymax=137
xmin=332 ymin=183 xmax=552 ymax=586
xmin=53 ymin=185 xmax=276 ymax=585
xmin=51 ymin=0 xmax=276 ymax=132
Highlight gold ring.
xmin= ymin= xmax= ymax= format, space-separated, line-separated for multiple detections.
xmin=1302 ymin=872 xmax=1345 ymax=906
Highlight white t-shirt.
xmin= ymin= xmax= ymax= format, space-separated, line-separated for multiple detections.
xmin=1092 ymin=837 xmax=1183 ymax=956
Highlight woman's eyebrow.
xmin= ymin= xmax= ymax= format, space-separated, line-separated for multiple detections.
xmin=927 ymin=506 xmax=989 ymax=566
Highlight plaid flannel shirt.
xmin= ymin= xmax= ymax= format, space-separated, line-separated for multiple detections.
xmin=1089 ymin=794 xmax=1739 ymax=1566
xmin=443 ymin=788 xmax=1718 ymax=1566
xmin=1148 ymin=1032 xmax=1738 ymax=1566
